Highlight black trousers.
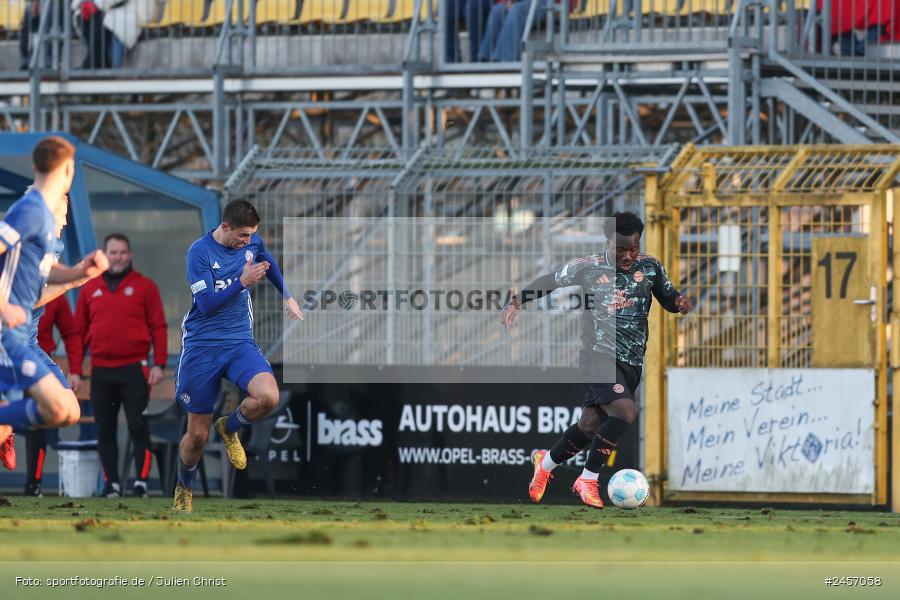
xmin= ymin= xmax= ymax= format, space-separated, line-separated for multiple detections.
xmin=91 ymin=363 xmax=151 ymax=484
xmin=78 ymin=12 xmax=113 ymax=69
xmin=19 ymin=4 xmax=63 ymax=70
xmin=25 ymin=428 xmax=47 ymax=485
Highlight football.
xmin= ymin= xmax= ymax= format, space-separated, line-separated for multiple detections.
xmin=607 ymin=469 xmax=650 ymax=509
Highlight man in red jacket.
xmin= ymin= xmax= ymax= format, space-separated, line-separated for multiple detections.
xmin=23 ymin=294 xmax=83 ymax=496
xmin=73 ymin=233 xmax=167 ymax=498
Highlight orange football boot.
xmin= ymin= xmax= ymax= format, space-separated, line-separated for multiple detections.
xmin=528 ymin=450 xmax=553 ymax=503
xmin=0 ymin=432 xmax=16 ymax=471
xmin=572 ymin=476 xmax=604 ymax=509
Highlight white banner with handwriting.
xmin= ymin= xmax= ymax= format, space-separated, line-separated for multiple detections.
xmin=667 ymin=369 xmax=875 ymax=494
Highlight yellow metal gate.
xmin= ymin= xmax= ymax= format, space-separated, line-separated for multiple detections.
xmin=641 ymin=145 xmax=900 ymax=508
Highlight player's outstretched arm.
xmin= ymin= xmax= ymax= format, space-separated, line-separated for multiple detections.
xmin=257 ymin=247 xmax=303 ymax=321
xmin=34 ymin=279 xmax=88 ymax=308
xmin=46 ymin=250 xmax=109 ymax=285
xmin=651 ymin=259 xmax=693 ymax=314
xmin=673 ymin=294 xmax=694 ymax=314
xmin=284 ymin=297 xmax=304 ymax=321
xmin=501 ymin=272 xmax=561 ymax=329
xmin=500 ymin=293 xmax=521 ymax=329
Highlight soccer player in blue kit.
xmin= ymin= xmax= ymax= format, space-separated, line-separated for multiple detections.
xmin=173 ymin=199 xmax=303 ymax=512
xmin=0 ymin=189 xmax=96 ymax=474
xmin=0 ymin=136 xmax=109 ymax=448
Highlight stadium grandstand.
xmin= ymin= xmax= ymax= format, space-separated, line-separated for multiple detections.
xmin=1 ymin=1 xmax=900 ymax=513
xmin=2 ymin=0 xmax=898 ymax=180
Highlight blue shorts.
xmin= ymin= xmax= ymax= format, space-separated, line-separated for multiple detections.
xmin=0 ymin=331 xmax=62 ymax=395
xmin=175 ymin=341 xmax=273 ymax=414
xmin=32 ymin=342 xmax=69 ymax=388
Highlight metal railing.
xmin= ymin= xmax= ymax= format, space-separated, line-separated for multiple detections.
xmin=552 ymin=0 xmax=766 ymax=54
xmin=783 ymin=0 xmax=899 ymax=59
xmin=441 ymin=0 xmax=551 ymax=69
xmin=1 ymin=0 xmax=438 ymax=78
xmin=227 ymin=144 xmax=676 ymax=358
xmin=771 ymin=1 xmax=900 ymax=140
xmin=10 ymin=1 xmax=891 ymax=78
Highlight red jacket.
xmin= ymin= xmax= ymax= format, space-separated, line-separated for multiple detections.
xmin=819 ymin=0 xmax=895 ymax=34
xmin=72 ymin=268 xmax=168 ymax=375
xmin=37 ymin=295 xmax=81 ymax=363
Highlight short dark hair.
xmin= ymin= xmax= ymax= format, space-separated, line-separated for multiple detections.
xmin=222 ymin=199 xmax=260 ymax=229
xmin=103 ymin=233 xmax=131 ymax=251
xmin=604 ymin=211 xmax=644 ymax=240
xmin=32 ymin=136 xmax=75 ymax=174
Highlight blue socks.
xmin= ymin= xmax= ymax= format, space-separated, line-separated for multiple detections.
xmin=0 ymin=399 xmax=44 ymax=429
xmin=177 ymin=459 xmax=198 ymax=489
xmin=225 ymin=406 xmax=250 ymax=433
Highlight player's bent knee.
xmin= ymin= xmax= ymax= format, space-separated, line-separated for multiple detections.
xmin=616 ymin=401 xmax=638 ymax=424
xmin=187 ymin=428 xmax=210 ymax=449
xmin=577 ymin=408 xmax=603 ymax=434
xmin=39 ymin=402 xmax=69 ymax=427
xmin=60 ymin=404 xmax=81 ymax=427
xmin=29 ymin=375 xmax=76 ymax=426
xmin=59 ymin=392 xmax=81 ymax=427
xmin=260 ymin=391 xmax=279 ymax=413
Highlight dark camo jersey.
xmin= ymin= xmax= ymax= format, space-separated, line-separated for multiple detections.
xmin=553 ymin=251 xmax=681 ymax=368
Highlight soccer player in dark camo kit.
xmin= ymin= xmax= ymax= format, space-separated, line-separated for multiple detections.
xmin=501 ymin=212 xmax=694 ymax=508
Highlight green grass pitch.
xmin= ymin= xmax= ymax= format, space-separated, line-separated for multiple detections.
xmin=1 ymin=496 xmax=898 ymax=598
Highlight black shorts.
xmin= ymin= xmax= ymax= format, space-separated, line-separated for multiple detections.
xmin=583 ymin=362 xmax=642 ymax=407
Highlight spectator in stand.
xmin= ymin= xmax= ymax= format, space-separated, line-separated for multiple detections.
xmin=820 ymin=0 xmax=894 ymax=55
xmin=72 ymin=0 xmax=111 ymax=68
xmin=18 ymin=0 xmax=64 ymax=70
xmin=71 ymin=0 xmax=159 ymax=68
xmin=478 ymin=0 xmax=551 ymax=62
xmin=445 ymin=0 xmax=497 ymax=63
xmin=18 ymin=1 xmax=41 ymax=70
xmin=23 ymin=294 xmax=83 ymax=497
xmin=72 ymin=233 xmax=167 ymax=498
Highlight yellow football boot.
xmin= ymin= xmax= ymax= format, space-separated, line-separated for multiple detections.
xmin=172 ymin=482 xmax=193 ymax=513
xmin=215 ymin=416 xmax=247 ymax=470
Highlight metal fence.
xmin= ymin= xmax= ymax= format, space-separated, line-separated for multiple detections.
xmin=645 ymin=143 xmax=899 ymax=508
xmin=2 ymin=0 xmax=834 ymax=78
xmin=225 ymin=144 xmax=677 ymax=368
xmin=558 ymin=0 xmax=759 ymax=51
xmin=224 ymin=145 xmax=406 ymax=357
xmin=659 ymin=144 xmax=900 ymax=369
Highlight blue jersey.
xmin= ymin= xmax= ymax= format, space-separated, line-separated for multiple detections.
xmin=181 ymin=231 xmax=267 ymax=347
xmin=28 ymin=238 xmax=65 ymax=344
xmin=0 ymin=189 xmax=57 ymax=335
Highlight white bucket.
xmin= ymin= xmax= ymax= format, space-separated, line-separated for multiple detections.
xmin=58 ymin=449 xmax=101 ymax=498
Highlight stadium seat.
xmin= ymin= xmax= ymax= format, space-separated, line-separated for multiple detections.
xmin=296 ymin=0 xmax=347 ymax=24
xmin=144 ymin=0 xmax=209 ymax=29
xmin=342 ymin=0 xmax=393 ymax=23
xmin=376 ymin=0 xmax=434 ymax=24
xmin=569 ymin=0 xmax=610 ymax=20
xmin=254 ymin=0 xmax=300 ymax=24
xmin=204 ymin=0 xmax=251 ymax=26
xmin=0 ymin=0 xmax=26 ymax=32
